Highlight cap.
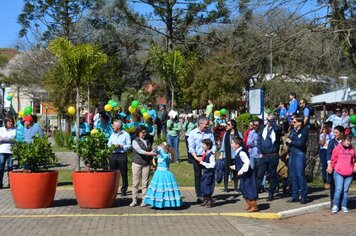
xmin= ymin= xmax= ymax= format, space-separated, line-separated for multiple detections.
xmin=187 ymin=113 xmax=193 ymax=118
xmin=168 ymin=110 xmax=178 ymax=119
xmin=147 ymin=103 xmax=153 ymax=107
xmin=23 ymin=116 xmax=33 ymax=122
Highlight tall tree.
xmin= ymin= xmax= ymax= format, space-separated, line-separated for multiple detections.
xmin=48 ymin=37 xmax=108 ymax=170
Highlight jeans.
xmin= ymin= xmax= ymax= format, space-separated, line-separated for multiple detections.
xmin=333 ymin=172 xmax=353 ymax=208
xmin=167 ymin=135 xmax=179 ymax=162
xmin=289 ymin=152 xmax=307 ymax=200
xmin=256 ymin=155 xmax=279 ymax=196
xmin=319 ymin=149 xmax=328 ymax=183
xmin=0 ymin=153 xmax=13 ymax=187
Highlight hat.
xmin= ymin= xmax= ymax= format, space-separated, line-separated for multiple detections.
xmin=187 ymin=113 xmax=193 ymax=118
xmin=168 ymin=110 xmax=178 ymax=119
xmin=23 ymin=116 xmax=33 ymax=122
xmin=147 ymin=103 xmax=153 ymax=107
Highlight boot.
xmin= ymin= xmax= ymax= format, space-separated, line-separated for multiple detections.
xmin=244 ymin=199 xmax=251 ymax=211
xmin=248 ymin=200 xmax=259 ymax=212
xmin=201 ymin=197 xmax=208 ymax=206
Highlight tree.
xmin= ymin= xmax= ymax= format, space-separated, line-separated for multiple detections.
xmin=48 ymin=37 xmax=108 ymax=170
xmin=118 ymin=0 xmax=231 ymax=51
xmin=148 ymin=46 xmax=198 ymax=109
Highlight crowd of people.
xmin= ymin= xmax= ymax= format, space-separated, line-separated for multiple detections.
xmin=0 ymin=92 xmax=356 ymax=214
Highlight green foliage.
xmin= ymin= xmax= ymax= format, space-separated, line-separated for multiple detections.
xmin=74 ymin=131 xmax=114 ymax=171
xmin=11 ymin=136 xmax=58 ymax=171
xmin=54 ymin=130 xmax=74 ymax=148
xmin=235 ymin=113 xmax=260 ymax=133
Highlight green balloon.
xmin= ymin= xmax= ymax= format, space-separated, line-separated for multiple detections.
xmin=131 ymin=100 xmax=140 ymax=108
xmin=220 ymin=108 xmax=227 ymax=115
xmin=350 ymin=115 xmax=356 ymax=124
xmin=108 ymin=99 xmax=115 ymax=105
xmin=6 ymin=95 xmax=12 ymax=101
xmin=140 ymin=108 xmax=147 ymax=115
xmin=112 ymin=102 xmax=118 ymax=108
xmin=24 ymin=106 xmax=33 ymax=115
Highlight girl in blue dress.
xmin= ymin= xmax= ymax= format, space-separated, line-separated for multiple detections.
xmin=144 ymin=143 xmax=182 ymax=208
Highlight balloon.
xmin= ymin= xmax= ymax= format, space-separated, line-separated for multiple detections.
xmin=350 ymin=115 xmax=356 ymax=124
xmin=114 ymin=106 xmax=120 ymax=111
xmin=90 ymin=129 xmax=99 ymax=136
xmin=143 ymin=112 xmax=150 ymax=120
xmin=67 ymin=106 xmax=76 ymax=115
xmin=18 ymin=111 xmax=24 ymax=118
xmin=129 ymin=126 xmax=136 ymax=133
xmin=6 ymin=95 xmax=12 ymax=101
xmin=24 ymin=106 xmax=33 ymax=115
xmin=131 ymin=100 xmax=140 ymax=108
xmin=8 ymin=92 xmax=14 ymax=97
xmin=220 ymin=108 xmax=227 ymax=115
xmin=108 ymin=99 xmax=115 ymax=105
xmin=128 ymin=106 xmax=136 ymax=113
xmin=214 ymin=110 xmax=220 ymax=116
xmin=104 ymin=104 xmax=113 ymax=112
xmin=140 ymin=108 xmax=147 ymax=115
xmin=112 ymin=102 xmax=118 ymax=108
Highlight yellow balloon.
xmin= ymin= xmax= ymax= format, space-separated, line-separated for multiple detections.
xmin=143 ymin=112 xmax=150 ymax=120
xmin=90 ymin=129 xmax=99 ymax=136
xmin=18 ymin=110 xmax=24 ymax=118
xmin=9 ymin=92 xmax=14 ymax=97
xmin=214 ymin=110 xmax=220 ymax=116
xmin=128 ymin=106 xmax=136 ymax=113
xmin=129 ymin=126 xmax=136 ymax=133
xmin=68 ymin=106 xmax=76 ymax=115
xmin=114 ymin=106 xmax=120 ymax=111
xmin=104 ymin=104 xmax=113 ymax=112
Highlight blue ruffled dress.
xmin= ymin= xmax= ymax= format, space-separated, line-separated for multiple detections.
xmin=144 ymin=149 xmax=182 ymax=208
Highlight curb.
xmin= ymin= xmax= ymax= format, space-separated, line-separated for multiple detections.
xmin=277 ymin=201 xmax=330 ymax=219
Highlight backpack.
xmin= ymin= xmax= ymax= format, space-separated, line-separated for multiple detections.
xmin=299 ymin=106 xmax=314 ymax=117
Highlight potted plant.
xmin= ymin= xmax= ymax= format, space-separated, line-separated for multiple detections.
xmin=10 ymin=136 xmax=58 ymax=209
xmin=72 ymin=130 xmax=119 ymax=208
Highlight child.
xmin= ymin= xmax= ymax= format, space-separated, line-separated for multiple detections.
xmin=230 ymin=137 xmax=258 ymax=212
xmin=143 ymin=142 xmax=182 ymax=208
xmin=319 ymin=122 xmax=333 ymax=189
xmin=199 ymin=139 xmax=216 ymax=207
xmin=330 ymin=134 xmax=355 ymax=213
xmin=144 ymin=117 xmax=155 ymax=145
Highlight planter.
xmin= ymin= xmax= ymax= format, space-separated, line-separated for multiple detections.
xmin=72 ymin=171 xmax=120 ymax=208
xmin=9 ymin=171 xmax=58 ymax=209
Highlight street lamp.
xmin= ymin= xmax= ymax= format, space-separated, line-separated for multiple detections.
xmin=1 ymin=82 xmax=7 ymax=118
xmin=265 ymin=33 xmax=275 ymax=79
xmin=45 ymin=105 xmax=49 ymax=135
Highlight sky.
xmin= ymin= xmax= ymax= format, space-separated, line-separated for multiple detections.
xmin=0 ymin=0 xmax=23 ymax=48
xmin=0 ymin=1 xmax=327 ymax=49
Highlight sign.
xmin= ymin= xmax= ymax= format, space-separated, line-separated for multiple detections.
xmin=248 ymin=89 xmax=263 ymax=115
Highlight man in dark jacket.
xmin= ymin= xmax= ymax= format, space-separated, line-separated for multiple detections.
xmin=257 ymin=114 xmax=282 ymax=201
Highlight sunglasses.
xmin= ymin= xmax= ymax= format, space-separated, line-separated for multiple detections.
xmin=335 ymin=110 xmax=341 ymax=112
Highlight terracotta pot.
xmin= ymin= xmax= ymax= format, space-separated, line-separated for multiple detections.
xmin=72 ymin=171 xmax=119 ymax=208
xmin=9 ymin=171 xmax=58 ymax=209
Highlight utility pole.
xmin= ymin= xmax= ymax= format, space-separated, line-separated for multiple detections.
xmin=265 ymin=33 xmax=275 ymax=78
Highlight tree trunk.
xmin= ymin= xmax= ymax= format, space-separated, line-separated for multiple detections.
xmin=75 ymin=85 xmax=81 ymax=171
xmin=171 ymin=86 xmax=174 ymax=110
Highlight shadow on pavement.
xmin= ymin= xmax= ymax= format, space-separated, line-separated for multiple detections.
xmin=52 ymin=198 xmax=78 ymax=207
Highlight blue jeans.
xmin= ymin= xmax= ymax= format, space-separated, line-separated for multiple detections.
xmin=256 ymin=155 xmax=279 ymax=196
xmin=289 ymin=152 xmax=307 ymax=200
xmin=319 ymin=149 xmax=328 ymax=183
xmin=167 ymin=135 xmax=179 ymax=162
xmin=333 ymin=172 xmax=353 ymax=208
xmin=0 ymin=153 xmax=13 ymax=187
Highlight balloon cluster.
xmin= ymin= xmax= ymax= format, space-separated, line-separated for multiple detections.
xmin=350 ymin=115 xmax=356 ymax=124
xmin=6 ymin=92 xmax=14 ymax=101
xmin=128 ymin=100 xmax=150 ymax=120
xmin=214 ymin=108 xmax=227 ymax=116
xmin=18 ymin=106 xmax=33 ymax=118
xmin=105 ymin=99 xmax=120 ymax=112
xmin=67 ymin=106 xmax=76 ymax=115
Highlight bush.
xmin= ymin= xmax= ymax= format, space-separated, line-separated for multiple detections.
xmin=54 ymin=130 xmax=74 ymax=148
xmin=11 ymin=136 xmax=58 ymax=171
xmin=235 ymin=113 xmax=260 ymax=133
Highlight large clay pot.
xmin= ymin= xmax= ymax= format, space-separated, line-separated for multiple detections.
xmin=72 ymin=171 xmax=119 ymax=208
xmin=9 ymin=171 xmax=58 ymax=209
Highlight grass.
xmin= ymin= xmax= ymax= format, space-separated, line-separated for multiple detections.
xmin=53 ymin=146 xmax=71 ymax=152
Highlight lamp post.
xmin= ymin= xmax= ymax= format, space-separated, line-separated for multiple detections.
xmin=1 ymin=82 xmax=7 ymax=118
xmin=265 ymin=33 xmax=275 ymax=78
xmin=45 ymin=105 xmax=49 ymax=135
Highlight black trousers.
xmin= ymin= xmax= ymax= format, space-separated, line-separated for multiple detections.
xmin=192 ymin=157 xmax=202 ymax=197
xmin=109 ymin=153 xmax=128 ymax=193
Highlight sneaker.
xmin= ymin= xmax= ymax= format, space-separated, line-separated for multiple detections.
xmin=129 ymin=201 xmax=137 ymax=207
xmin=341 ymin=207 xmax=349 ymax=213
xmin=331 ymin=205 xmax=338 ymax=214
xmin=140 ymin=202 xmax=147 ymax=207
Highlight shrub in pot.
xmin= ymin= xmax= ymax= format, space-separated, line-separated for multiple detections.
xmin=72 ymin=131 xmax=119 ymax=208
xmin=10 ymin=136 xmax=58 ymax=208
